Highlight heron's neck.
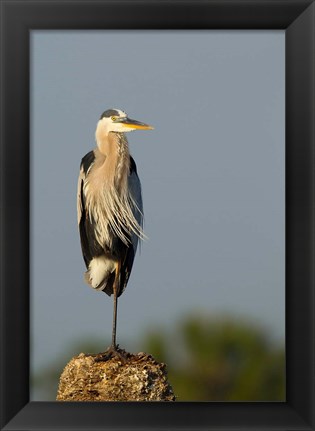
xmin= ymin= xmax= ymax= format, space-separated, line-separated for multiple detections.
xmin=96 ymin=131 xmax=130 ymax=188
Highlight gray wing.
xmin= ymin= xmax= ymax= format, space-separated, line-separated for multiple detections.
xmin=77 ymin=150 xmax=96 ymax=227
xmin=77 ymin=150 xmax=97 ymax=268
xmin=117 ymin=156 xmax=144 ymax=296
xmin=128 ymin=157 xmax=144 ymax=254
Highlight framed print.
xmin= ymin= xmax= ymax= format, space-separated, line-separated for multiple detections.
xmin=0 ymin=0 xmax=314 ymax=430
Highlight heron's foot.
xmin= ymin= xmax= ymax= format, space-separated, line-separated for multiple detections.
xmin=94 ymin=344 xmax=130 ymax=363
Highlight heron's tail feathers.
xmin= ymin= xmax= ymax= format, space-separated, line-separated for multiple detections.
xmin=84 ymin=269 xmax=115 ymax=296
xmin=84 ymin=256 xmax=115 ymax=296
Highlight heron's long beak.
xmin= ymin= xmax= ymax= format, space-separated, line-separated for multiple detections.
xmin=118 ymin=117 xmax=154 ymax=130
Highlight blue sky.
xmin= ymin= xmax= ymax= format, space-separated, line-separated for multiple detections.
xmin=30 ymin=30 xmax=285 ymax=399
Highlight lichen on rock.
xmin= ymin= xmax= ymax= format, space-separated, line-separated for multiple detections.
xmin=57 ymin=349 xmax=175 ymax=401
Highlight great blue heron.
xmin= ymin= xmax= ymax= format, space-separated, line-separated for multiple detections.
xmin=77 ymin=108 xmax=153 ymax=357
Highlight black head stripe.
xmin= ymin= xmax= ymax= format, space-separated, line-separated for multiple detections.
xmin=100 ymin=109 xmax=120 ymax=119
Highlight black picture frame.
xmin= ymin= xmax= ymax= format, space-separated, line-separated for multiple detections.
xmin=1 ymin=0 xmax=314 ymax=430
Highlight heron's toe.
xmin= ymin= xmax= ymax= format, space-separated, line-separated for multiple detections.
xmin=94 ymin=345 xmax=130 ymax=363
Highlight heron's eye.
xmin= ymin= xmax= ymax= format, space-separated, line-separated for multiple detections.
xmin=111 ymin=116 xmax=118 ymax=121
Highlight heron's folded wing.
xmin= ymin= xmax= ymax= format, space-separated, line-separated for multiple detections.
xmin=77 ymin=150 xmax=96 ymax=267
xmin=128 ymin=156 xmax=144 ymax=254
xmin=118 ymin=157 xmax=144 ymax=296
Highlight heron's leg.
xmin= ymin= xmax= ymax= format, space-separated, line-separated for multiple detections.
xmin=95 ymin=261 xmax=129 ymax=362
xmin=111 ymin=260 xmax=120 ymax=350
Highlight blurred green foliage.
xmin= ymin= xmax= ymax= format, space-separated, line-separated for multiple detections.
xmin=32 ymin=314 xmax=285 ymax=401
xmin=143 ymin=315 xmax=285 ymax=401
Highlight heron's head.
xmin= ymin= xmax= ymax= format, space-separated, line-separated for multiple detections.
xmin=98 ymin=109 xmax=154 ymax=135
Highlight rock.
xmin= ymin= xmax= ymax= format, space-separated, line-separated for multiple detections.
xmin=56 ymin=348 xmax=176 ymax=401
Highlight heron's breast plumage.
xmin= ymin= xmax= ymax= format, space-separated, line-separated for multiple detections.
xmin=82 ymin=152 xmax=144 ymax=250
xmin=83 ymin=180 xmax=113 ymax=249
